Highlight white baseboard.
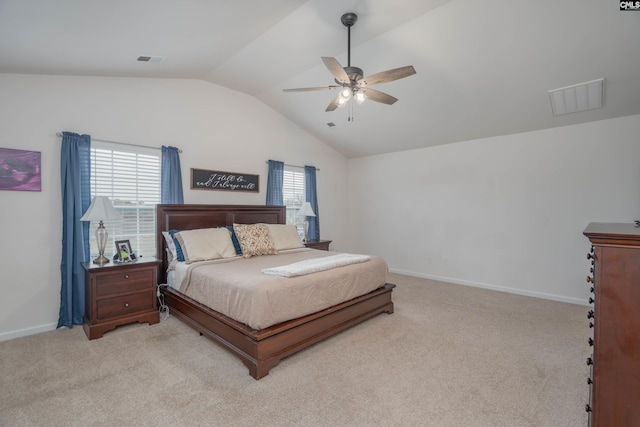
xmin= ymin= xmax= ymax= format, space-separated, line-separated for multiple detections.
xmin=0 ymin=272 xmax=586 ymax=342
xmin=388 ymin=268 xmax=589 ymax=306
xmin=0 ymin=322 xmax=58 ymax=343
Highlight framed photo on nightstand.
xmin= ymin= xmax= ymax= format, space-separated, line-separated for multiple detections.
xmin=115 ymin=239 xmax=135 ymax=262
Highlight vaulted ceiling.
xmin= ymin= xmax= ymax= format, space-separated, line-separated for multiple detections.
xmin=1 ymin=0 xmax=638 ymax=158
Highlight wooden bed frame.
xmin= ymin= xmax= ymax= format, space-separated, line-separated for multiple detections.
xmin=156 ymin=204 xmax=395 ymax=379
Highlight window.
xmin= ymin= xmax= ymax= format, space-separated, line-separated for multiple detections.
xmin=283 ymin=166 xmax=305 ymax=226
xmin=88 ymin=142 xmax=161 ymax=258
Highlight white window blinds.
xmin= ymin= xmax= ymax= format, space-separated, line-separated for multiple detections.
xmin=88 ymin=142 xmax=161 ymax=258
xmin=283 ymin=166 xmax=305 ymax=225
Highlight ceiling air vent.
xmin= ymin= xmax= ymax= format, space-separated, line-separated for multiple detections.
xmin=548 ymin=78 xmax=603 ymax=116
xmin=327 ymin=122 xmax=336 ymax=127
xmin=137 ymin=56 xmax=166 ymax=63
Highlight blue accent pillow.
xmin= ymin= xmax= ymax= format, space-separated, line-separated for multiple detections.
xmin=224 ymin=226 xmax=243 ymax=255
xmin=168 ymin=229 xmax=186 ymax=262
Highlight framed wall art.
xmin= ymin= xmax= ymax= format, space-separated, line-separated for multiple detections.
xmin=0 ymin=148 xmax=41 ymax=192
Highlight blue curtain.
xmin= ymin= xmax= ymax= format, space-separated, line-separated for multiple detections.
xmin=161 ymin=146 xmax=184 ymax=204
xmin=58 ymin=132 xmax=91 ymax=328
xmin=305 ymin=165 xmax=320 ymax=240
xmin=266 ymin=160 xmax=284 ymax=205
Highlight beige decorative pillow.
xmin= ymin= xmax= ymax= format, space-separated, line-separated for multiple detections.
xmin=266 ymin=224 xmax=304 ymax=251
xmin=233 ymin=223 xmax=277 ymax=258
xmin=174 ymin=228 xmax=237 ymax=264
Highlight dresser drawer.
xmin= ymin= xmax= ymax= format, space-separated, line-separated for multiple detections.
xmin=95 ymin=268 xmax=153 ymax=297
xmin=96 ymin=292 xmax=154 ymax=321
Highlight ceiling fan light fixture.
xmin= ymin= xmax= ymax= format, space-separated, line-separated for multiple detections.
xmin=335 ymin=87 xmax=351 ymax=108
xmin=355 ymin=90 xmax=367 ymax=104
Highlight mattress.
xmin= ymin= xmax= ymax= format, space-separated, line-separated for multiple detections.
xmin=171 ymin=248 xmax=388 ymax=330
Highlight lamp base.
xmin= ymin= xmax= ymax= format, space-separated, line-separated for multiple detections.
xmin=94 ymin=221 xmax=110 ymax=265
xmin=93 ymin=254 xmax=110 ymax=265
xmin=303 ymin=219 xmax=309 ymax=243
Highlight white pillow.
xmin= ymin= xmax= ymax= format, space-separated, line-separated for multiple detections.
xmin=266 ymin=224 xmax=304 ymax=251
xmin=173 ymin=228 xmax=237 ymax=264
xmin=162 ymin=231 xmax=177 ymax=262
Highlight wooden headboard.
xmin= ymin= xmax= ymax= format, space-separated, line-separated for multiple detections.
xmin=155 ymin=204 xmax=286 ymax=284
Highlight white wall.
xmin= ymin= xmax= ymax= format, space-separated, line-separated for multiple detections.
xmin=348 ymin=114 xmax=640 ymax=304
xmin=0 ymin=74 xmax=348 ymax=340
xmin=2 ymin=71 xmax=638 ymax=341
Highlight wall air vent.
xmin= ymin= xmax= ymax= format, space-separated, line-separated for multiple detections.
xmin=327 ymin=122 xmax=336 ymax=127
xmin=548 ymin=78 xmax=603 ymax=116
xmin=137 ymin=56 xmax=166 ymax=63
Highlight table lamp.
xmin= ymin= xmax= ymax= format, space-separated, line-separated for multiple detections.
xmin=296 ymin=202 xmax=316 ymax=242
xmin=80 ymin=196 xmax=122 ymax=264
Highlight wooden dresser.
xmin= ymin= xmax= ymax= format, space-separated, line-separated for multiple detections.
xmin=583 ymin=223 xmax=640 ymax=426
xmin=82 ymin=258 xmax=161 ymax=339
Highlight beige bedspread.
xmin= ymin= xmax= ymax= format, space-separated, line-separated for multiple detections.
xmin=177 ymin=248 xmax=388 ymax=330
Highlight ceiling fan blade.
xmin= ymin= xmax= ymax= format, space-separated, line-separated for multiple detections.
xmin=325 ymin=93 xmax=340 ymax=112
xmin=360 ymin=88 xmax=398 ymax=105
xmin=322 ymin=57 xmax=350 ymax=84
xmin=358 ymin=65 xmax=416 ymax=87
xmin=283 ymin=85 xmax=340 ymax=92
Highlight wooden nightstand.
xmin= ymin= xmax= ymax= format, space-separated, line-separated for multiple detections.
xmin=82 ymin=258 xmax=161 ymax=340
xmin=304 ymin=239 xmax=332 ymax=251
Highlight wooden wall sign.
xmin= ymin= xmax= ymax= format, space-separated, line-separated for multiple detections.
xmin=190 ymin=168 xmax=259 ymax=192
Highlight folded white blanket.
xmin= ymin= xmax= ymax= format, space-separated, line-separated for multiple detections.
xmin=261 ymin=253 xmax=371 ymax=277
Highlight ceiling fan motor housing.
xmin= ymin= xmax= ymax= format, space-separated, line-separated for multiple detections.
xmin=337 ymin=66 xmax=363 ymax=85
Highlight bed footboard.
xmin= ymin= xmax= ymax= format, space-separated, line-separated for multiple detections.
xmin=160 ymin=283 xmax=395 ymax=379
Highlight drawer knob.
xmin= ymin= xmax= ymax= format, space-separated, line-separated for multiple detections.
xmin=124 ymin=302 xmax=129 ymax=308
xmin=587 ymin=310 xmax=594 ymax=319
xmin=124 ymin=274 xmax=129 ymax=279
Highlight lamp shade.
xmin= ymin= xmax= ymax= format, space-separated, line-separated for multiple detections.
xmin=80 ymin=196 xmax=122 ymax=221
xmin=296 ymin=202 xmax=316 ymax=217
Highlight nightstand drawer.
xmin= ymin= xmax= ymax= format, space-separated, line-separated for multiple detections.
xmin=97 ymin=292 xmax=154 ymax=321
xmin=95 ymin=269 xmax=153 ymax=297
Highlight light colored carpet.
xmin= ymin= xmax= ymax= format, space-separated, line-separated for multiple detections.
xmin=0 ymin=273 xmax=589 ymax=426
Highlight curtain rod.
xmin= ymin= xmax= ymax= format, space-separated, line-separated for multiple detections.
xmin=265 ymin=161 xmax=319 ymax=171
xmin=56 ymin=133 xmax=182 ymax=153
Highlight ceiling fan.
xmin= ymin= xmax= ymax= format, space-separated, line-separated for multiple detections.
xmin=283 ymin=12 xmax=416 ymax=112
